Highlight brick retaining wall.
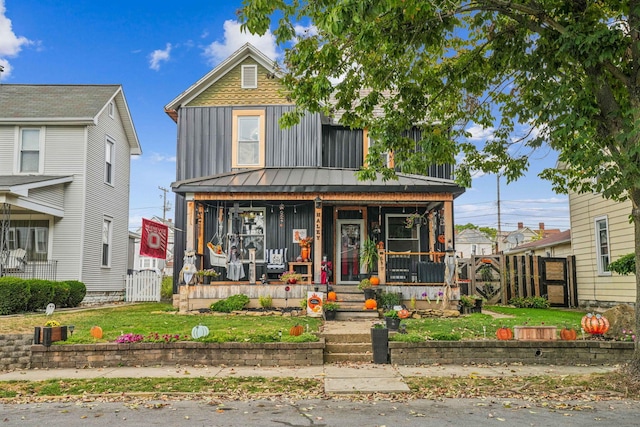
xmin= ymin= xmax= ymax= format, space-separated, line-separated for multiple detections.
xmin=389 ymin=340 xmax=634 ymax=365
xmin=0 ymin=334 xmax=33 ymax=370
xmin=29 ymin=340 xmax=325 ymax=369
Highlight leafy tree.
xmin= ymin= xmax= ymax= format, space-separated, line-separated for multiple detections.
xmin=240 ymin=1 xmax=640 ymax=371
xmin=455 ymin=223 xmax=498 ymax=240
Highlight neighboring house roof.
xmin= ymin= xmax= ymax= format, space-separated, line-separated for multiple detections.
xmin=0 ymin=84 xmax=141 ymax=155
xmin=172 ymin=167 xmax=466 ymax=196
xmin=0 ymin=175 xmax=73 ymax=193
xmin=456 ymin=228 xmax=493 ymax=244
xmin=164 ymin=43 xmax=278 ymax=121
xmin=505 ymin=229 xmax=571 ymax=254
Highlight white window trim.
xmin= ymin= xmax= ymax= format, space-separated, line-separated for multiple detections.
xmin=594 ymin=215 xmax=611 ymax=276
xmin=231 ymin=109 xmax=265 ymax=168
xmin=105 ymin=136 xmax=115 ymax=186
xmin=108 ymin=101 xmax=115 ymax=118
xmin=241 ymin=64 xmax=258 ymax=88
xmin=15 ymin=126 xmax=45 ymax=174
xmin=102 ymin=217 xmax=113 ymax=268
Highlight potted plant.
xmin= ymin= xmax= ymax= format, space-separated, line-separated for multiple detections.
xmin=458 ymin=294 xmax=475 ymax=314
xmin=196 ymin=268 xmax=219 ymax=284
xmin=384 ymin=309 xmax=401 ymax=330
xmin=280 ymin=271 xmax=303 ymax=284
xmin=358 ymin=278 xmax=376 ymax=300
xmin=34 ymin=319 xmax=68 ymax=346
xmin=360 ymin=237 xmax=379 ymax=276
xmin=323 ymin=301 xmax=340 ymax=321
xmin=370 ymin=322 xmax=389 ymax=364
xmin=379 ymin=291 xmax=402 ymax=309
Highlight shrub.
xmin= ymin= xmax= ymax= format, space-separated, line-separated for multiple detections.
xmin=259 ymin=295 xmax=273 ymax=308
xmin=161 ymin=276 xmax=173 ymax=300
xmin=0 ymin=277 xmax=30 ymax=314
xmin=509 ymin=296 xmax=550 ymax=309
xmin=65 ymin=280 xmax=86 ymax=307
xmin=51 ymin=281 xmax=70 ymax=308
xmin=428 ymin=331 xmax=462 ymax=341
xmin=26 ymin=279 xmax=54 ymax=311
xmin=379 ymin=291 xmax=401 ymax=308
xmin=210 ymin=294 xmax=250 ymax=312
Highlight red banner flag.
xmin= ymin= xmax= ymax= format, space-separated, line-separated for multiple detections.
xmin=140 ymin=218 xmax=168 ymax=259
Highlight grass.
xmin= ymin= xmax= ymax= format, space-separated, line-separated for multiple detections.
xmin=0 ymin=303 xmax=322 ymax=343
xmin=392 ymin=305 xmax=587 ymax=342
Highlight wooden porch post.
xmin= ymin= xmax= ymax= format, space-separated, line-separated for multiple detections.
xmin=186 ymin=200 xmax=195 ymax=252
xmin=314 ymin=197 xmax=322 ymax=285
xmin=443 ymin=200 xmax=454 ymax=250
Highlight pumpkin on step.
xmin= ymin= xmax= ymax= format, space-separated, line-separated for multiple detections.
xmin=496 ymin=326 xmax=513 ymax=340
xmin=369 ymin=276 xmax=380 ymax=286
xmin=289 ymin=324 xmax=304 ymax=336
xmin=327 ymin=291 xmax=337 ymax=302
xmin=364 ymin=299 xmax=377 ymax=310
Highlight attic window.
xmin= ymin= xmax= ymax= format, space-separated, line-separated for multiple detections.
xmin=108 ymin=101 xmax=114 ymax=118
xmin=241 ymin=65 xmax=258 ymax=89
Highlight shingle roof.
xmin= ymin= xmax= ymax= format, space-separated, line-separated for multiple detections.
xmin=0 ymin=84 xmax=121 ymax=120
xmin=172 ymin=167 xmax=465 ymax=196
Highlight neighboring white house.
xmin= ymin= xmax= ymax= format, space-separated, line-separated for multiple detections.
xmin=132 ymin=216 xmax=175 ymax=277
xmin=503 ymin=229 xmax=572 ymax=258
xmin=455 ymin=228 xmax=494 ymax=258
xmin=0 ymin=84 xmax=141 ymax=303
xmin=569 ymin=189 xmax=635 ymax=308
xmin=498 ymin=222 xmax=561 ymax=252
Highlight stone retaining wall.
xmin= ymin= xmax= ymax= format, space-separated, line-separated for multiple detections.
xmin=30 ymin=340 xmax=325 ymax=369
xmin=0 ymin=334 xmax=33 ymax=370
xmin=389 ymin=340 xmax=634 ymax=365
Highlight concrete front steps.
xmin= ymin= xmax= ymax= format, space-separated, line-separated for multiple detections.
xmin=323 ymin=332 xmax=373 ymax=363
xmin=329 ymin=284 xmax=379 ymax=321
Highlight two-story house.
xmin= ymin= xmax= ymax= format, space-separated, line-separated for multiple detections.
xmin=165 ymin=43 xmax=465 ymax=295
xmin=0 ymin=85 xmax=141 ymax=303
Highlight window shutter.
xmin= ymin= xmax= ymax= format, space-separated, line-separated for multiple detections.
xmin=242 ymin=65 xmax=257 ymax=88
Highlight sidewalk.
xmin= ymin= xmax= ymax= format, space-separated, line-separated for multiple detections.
xmin=0 ymin=362 xmax=619 ymax=394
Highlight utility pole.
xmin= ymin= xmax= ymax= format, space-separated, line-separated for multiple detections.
xmin=496 ymin=174 xmax=501 ymax=253
xmin=158 ymin=186 xmax=171 ymax=221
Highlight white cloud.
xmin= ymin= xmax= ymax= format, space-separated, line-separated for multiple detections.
xmin=149 ymin=153 xmax=176 ymax=163
xmin=202 ymin=20 xmax=278 ymax=66
xmin=293 ymin=23 xmax=318 ymax=38
xmin=465 ymin=123 xmax=495 ymax=142
xmin=0 ymin=0 xmax=33 ymax=78
xmin=149 ymin=43 xmax=172 ymax=71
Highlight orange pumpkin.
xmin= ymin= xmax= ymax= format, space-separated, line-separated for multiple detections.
xmin=90 ymin=325 xmax=103 ymax=339
xmin=398 ymin=309 xmax=410 ymax=319
xmin=327 ymin=291 xmax=337 ymax=302
xmin=364 ymin=299 xmax=377 ymax=310
xmin=289 ymin=324 xmax=304 ymax=336
xmin=581 ymin=313 xmax=610 ymax=336
xmin=370 ymin=276 xmax=380 ymax=286
xmin=496 ymin=326 xmax=513 ymax=340
xmin=560 ymin=327 xmax=577 ymax=341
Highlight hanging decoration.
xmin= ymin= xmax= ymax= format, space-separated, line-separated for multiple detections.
xmin=279 ymin=203 xmax=285 ymax=227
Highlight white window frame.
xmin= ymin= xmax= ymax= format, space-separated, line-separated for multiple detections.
xmin=232 ymin=110 xmax=265 ymax=168
xmin=16 ymin=127 xmax=45 ymax=174
xmin=594 ymin=215 xmax=611 ymax=275
xmin=385 ymin=214 xmax=420 ymax=253
xmin=241 ymin=64 xmax=258 ymax=88
xmin=108 ymin=101 xmax=115 ymax=118
xmin=105 ymin=137 xmax=115 ymax=185
xmin=102 ymin=217 xmax=113 ymax=268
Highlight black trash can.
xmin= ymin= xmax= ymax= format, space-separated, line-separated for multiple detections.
xmin=371 ymin=327 xmax=389 ymax=364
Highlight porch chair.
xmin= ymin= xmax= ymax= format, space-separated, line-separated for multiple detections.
xmin=0 ymin=248 xmax=27 ymax=273
xmin=265 ymin=248 xmax=288 ymax=279
xmin=387 ymin=252 xmax=411 ymax=283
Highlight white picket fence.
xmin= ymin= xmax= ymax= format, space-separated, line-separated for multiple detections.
xmin=125 ymin=270 xmax=162 ymax=302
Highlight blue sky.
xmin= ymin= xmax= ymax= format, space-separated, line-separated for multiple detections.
xmin=0 ymin=0 xmax=569 ymax=232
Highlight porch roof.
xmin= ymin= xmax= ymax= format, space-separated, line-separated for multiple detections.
xmin=0 ymin=175 xmax=73 ymax=217
xmin=172 ymin=167 xmax=465 ymax=197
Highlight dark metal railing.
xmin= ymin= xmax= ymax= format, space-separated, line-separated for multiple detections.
xmin=0 ymin=254 xmax=58 ymax=281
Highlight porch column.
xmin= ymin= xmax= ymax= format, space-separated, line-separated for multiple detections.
xmin=314 ymin=197 xmax=322 ymax=285
xmin=186 ymin=200 xmax=195 ymax=251
xmin=443 ymin=200 xmax=454 ymax=249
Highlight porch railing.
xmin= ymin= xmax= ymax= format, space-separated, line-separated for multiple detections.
xmin=0 ymin=254 xmax=58 ymax=281
xmin=382 ymin=251 xmax=446 ymax=284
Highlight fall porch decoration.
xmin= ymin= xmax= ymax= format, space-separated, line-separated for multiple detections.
xmin=581 ymin=313 xmax=610 ymax=336
xmin=496 ymin=326 xmax=513 ymax=340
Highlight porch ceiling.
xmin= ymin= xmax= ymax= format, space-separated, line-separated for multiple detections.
xmin=172 ymin=167 xmax=465 ymax=198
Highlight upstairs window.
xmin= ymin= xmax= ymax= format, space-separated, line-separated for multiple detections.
xmin=232 ymin=110 xmax=265 ymax=168
xmin=241 ymin=64 xmax=257 ymax=88
xmin=19 ymin=128 xmax=43 ymax=173
xmin=102 ymin=217 xmax=112 ymax=267
xmin=595 ymin=216 xmax=610 ymax=275
xmin=105 ymin=137 xmax=115 ymax=185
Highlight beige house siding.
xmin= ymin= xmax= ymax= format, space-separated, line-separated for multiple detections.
xmin=188 ymin=59 xmax=292 ymax=106
xmin=569 ymin=190 xmax=635 ymax=306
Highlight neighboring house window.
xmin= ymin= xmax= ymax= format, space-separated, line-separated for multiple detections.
xmin=594 ymin=216 xmax=610 ymax=275
xmin=5 ymin=220 xmax=49 ymax=261
xmin=105 ymin=137 xmax=114 ymax=185
xmin=471 ymin=244 xmax=477 ymax=255
xmin=241 ymin=64 xmax=258 ymax=88
xmin=386 ymin=215 xmax=419 ymax=253
xmin=19 ymin=128 xmax=43 ymax=173
xmin=232 ymin=110 xmax=265 ymax=168
xmin=108 ymin=101 xmax=115 ymax=118
xmin=102 ymin=218 xmax=112 ymax=267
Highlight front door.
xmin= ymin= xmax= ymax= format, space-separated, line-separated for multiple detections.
xmin=336 ymin=219 xmax=364 ymax=283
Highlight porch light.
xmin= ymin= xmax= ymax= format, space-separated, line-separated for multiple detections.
xmin=314 ymin=196 xmax=322 ymax=209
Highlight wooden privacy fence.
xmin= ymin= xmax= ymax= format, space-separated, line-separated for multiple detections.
xmin=125 ymin=270 xmax=162 ymax=302
xmin=458 ymin=254 xmax=577 ymax=307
